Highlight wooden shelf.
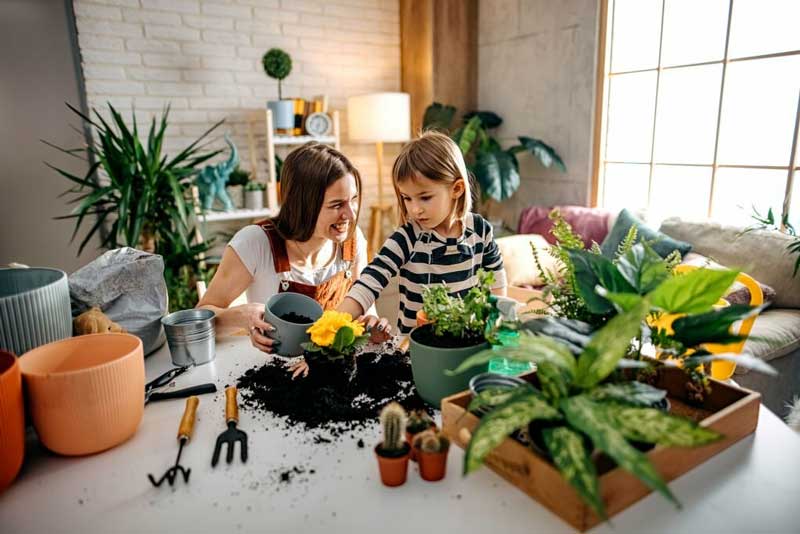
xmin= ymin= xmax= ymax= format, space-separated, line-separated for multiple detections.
xmin=272 ymin=135 xmax=337 ymax=146
xmin=199 ymin=207 xmax=278 ymax=223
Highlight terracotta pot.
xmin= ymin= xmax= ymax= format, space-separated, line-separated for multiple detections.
xmin=406 ymin=423 xmax=436 ymax=462
xmin=418 ymin=446 xmax=449 ymax=482
xmin=374 ymin=443 xmax=410 ymax=487
xmin=0 ymin=351 xmax=24 ymax=493
xmin=20 ymin=333 xmax=144 ymax=456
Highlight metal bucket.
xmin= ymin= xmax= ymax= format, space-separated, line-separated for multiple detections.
xmin=161 ymin=309 xmax=216 ymax=367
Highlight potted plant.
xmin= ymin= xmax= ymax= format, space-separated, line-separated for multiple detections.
xmin=262 ymin=48 xmax=294 ymax=133
xmin=449 ymin=265 xmax=777 ymax=521
xmin=301 ymin=310 xmax=369 ymax=379
xmin=409 ymin=270 xmax=498 ymax=406
xmin=422 ymin=102 xmax=566 ymax=204
xmin=374 ymin=402 xmax=410 ymax=487
xmin=226 ymin=165 xmax=250 ymax=209
xmin=413 ymin=429 xmax=450 ymax=481
xmin=406 ymin=409 xmax=435 ymax=461
xmin=244 ymin=180 xmax=266 ymax=210
xmin=47 ymin=103 xmax=222 ymax=312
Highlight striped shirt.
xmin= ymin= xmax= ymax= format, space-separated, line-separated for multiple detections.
xmin=347 ymin=212 xmax=507 ymax=333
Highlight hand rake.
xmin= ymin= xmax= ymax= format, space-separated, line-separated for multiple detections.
xmin=148 ymin=396 xmax=199 ymax=487
xmin=211 ymin=387 xmax=248 ymax=467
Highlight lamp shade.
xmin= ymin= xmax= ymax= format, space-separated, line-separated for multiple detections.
xmin=347 ymin=92 xmax=411 ymax=143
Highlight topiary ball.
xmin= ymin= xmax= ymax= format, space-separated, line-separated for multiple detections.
xmin=262 ymin=48 xmax=292 ymax=80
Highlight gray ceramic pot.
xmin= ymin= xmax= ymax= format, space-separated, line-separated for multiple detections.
xmin=409 ymin=325 xmax=489 ymax=408
xmin=267 ymin=100 xmax=295 ymax=130
xmin=264 ymin=292 xmax=323 ymax=357
xmin=0 ymin=268 xmax=72 ymax=356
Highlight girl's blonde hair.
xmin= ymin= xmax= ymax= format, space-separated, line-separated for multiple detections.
xmin=391 ymin=131 xmax=473 ymax=225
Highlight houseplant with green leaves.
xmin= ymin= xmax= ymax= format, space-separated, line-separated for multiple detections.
xmin=422 ymin=102 xmax=566 ymax=203
xmin=449 ymin=266 xmax=775 ymax=519
xmin=47 ymin=102 xmax=223 ymax=312
xmin=262 ymin=48 xmax=294 ymax=131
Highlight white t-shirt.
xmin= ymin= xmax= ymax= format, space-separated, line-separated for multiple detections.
xmin=228 ymin=224 xmax=369 ymax=305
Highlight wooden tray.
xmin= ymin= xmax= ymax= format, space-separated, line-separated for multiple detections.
xmin=441 ymin=368 xmax=760 ymax=531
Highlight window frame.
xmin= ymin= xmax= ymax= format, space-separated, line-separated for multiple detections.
xmin=592 ymin=0 xmax=800 ymax=227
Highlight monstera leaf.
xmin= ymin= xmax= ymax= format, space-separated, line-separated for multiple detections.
xmin=474 ymin=148 xmax=520 ymax=201
xmin=513 ymin=136 xmax=567 ymax=172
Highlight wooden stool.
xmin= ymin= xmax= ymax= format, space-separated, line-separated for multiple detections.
xmin=367 ymin=203 xmax=395 ymax=260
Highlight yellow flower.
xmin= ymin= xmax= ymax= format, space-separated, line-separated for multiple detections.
xmin=306 ymin=310 xmax=365 ymax=348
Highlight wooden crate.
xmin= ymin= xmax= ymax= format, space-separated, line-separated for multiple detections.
xmin=441 ymin=368 xmax=761 ymax=532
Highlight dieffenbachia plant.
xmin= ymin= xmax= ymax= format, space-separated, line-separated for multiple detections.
xmin=449 ymin=267 xmax=775 ymax=519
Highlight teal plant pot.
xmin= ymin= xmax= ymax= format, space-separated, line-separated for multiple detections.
xmin=0 ymin=268 xmax=71 ymax=356
xmin=264 ymin=292 xmax=323 ymax=357
xmin=409 ymin=325 xmax=489 ymax=408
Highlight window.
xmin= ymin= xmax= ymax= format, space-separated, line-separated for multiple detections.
xmin=596 ymin=0 xmax=800 ymax=228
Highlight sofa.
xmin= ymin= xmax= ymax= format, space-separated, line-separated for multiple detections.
xmin=497 ymin=206 xmax=800 ymax=418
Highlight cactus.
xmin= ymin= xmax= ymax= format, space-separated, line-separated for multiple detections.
xmin=416 ymin=430 xmax=450 ymax=454
xmin=379 ymin=402 xmax=407 ymax=454
xmin=407 ymin=410 xmax=434 ymax=434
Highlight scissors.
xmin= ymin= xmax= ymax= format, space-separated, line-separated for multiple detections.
xmin=145 ymin=365 xmax=217 ymax=405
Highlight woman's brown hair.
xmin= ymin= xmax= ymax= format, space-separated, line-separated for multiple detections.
xmin=391 ymin=131 xmax=474 ymax=226
xmin=271 ymin=142 xmax=362 ymax=242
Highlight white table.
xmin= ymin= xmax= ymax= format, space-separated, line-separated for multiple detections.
xmin=2 ymin=336 xmax=799 ymax=533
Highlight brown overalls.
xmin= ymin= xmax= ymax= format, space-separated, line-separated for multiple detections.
xmin=258 ymin=220 xmax=356 ymax=310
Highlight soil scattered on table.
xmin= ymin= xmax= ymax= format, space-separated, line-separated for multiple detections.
xmin=237 ymin=345 xmax=430 ymax=440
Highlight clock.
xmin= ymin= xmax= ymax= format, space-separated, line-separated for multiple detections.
xmin=305 ymin=112 xmax=333 ymax=137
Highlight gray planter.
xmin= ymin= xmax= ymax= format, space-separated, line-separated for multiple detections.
xmin=263 ymin=292 xmax=323 ymax=357
xmin=0 ymin=268 xmax=72 ymax=355
xmin=409 ymin=325 xmax=489 ymax=408
xmin=267 ymin=100 xmax=295 ymax=131
xmin=226 ymin=185 xmax=244 ymax=209
xmin=244 ymin=189 xmax=264 ymax=210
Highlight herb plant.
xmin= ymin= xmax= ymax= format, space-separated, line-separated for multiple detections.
xmin=422 ymin=269 xmax=496 ymax=341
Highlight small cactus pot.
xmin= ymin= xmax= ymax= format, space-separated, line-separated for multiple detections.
xmin=418 ymin=446 xmax=449 ymax=482
xmin=406 ymin=423 xmax=436 ymax=463
xmin=374 ymin=443 xmax=411 ymax=487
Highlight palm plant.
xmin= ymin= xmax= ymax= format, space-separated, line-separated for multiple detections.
xmin=422 ymin=102 xmax=565 ymax=202
xmin=46 ymin=102 xmax=224 ymax=311
xmin=449 ymin=266 xmax=775 ymax=519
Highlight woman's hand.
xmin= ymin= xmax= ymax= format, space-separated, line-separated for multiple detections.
xmin=358 ymin=315 xmax=392 ymax=343
xmin=247 ymin=307 xmax=280 ymax=354
xmin=288 ymin=359 xmax=310 ymax=379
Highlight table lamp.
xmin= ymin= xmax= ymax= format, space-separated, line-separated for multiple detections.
xmin=347 ymin=92 xmax=411 ymax=258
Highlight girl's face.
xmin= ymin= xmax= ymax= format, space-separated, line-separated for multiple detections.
xmin=312 ymin=173 xmax=359 ymax=243
xmin=397 ymin=174 xmax=464 ymax=234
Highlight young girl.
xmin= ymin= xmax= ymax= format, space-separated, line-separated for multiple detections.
xmin=340 ymin=130 xmax=507 ymax=334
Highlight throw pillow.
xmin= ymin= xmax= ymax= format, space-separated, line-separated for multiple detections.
xmin=495 ymin=234 xmax=562 ymax=288
xmin=517 ymin=205 xmax=615 ymax=249
xmin=600 ymin=208 xmax=693 ymax=259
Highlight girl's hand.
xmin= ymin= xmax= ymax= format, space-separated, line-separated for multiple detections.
xmin=247 ymin=308 xmax=280 ymax=354
xmin=358 ymin=315 xmax=392 ymax=343
xmin=288 ymin=359 xmax=310 ymax=379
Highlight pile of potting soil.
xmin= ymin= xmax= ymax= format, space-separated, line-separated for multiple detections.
xmin=236 ymin=343 xmax=430 ymax=439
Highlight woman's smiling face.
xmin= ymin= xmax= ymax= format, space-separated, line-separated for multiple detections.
xmin=311 ymin=173 xmax=359 ymax=242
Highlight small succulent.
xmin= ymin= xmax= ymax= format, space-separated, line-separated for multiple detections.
xmin=415 ymin=429 xmax=449 ymax=454
xmin=379 ymin=402 xmax=407 ymax=455
xmin=407 ymin=410 xmax=435 ymax=434
xmin=244 ymin=180 xmax=266 ymax=192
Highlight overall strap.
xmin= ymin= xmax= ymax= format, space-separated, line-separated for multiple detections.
xmin=257 ymin=219 xmax=291 ymax=273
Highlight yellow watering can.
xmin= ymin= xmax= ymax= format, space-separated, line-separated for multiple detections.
xmin=649 ymin=264 xmax=763 ymax=381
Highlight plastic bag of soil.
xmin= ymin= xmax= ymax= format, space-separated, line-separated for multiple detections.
xmin=69 ymin=247 xmax=167 ymax=355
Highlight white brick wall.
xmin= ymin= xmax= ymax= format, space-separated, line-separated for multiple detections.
xmin=73 ymin=0 xmax=401 ymax=234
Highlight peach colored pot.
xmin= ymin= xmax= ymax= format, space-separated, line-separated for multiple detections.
xmin=374 ymin=444 xmax=410 ymax=487
xmin=0 ymin=351 xmax=25 ymax=493
xmin=20 ymin=333 xmax=144 ymax=456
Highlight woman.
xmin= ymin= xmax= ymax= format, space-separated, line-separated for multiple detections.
xmin=198 ymin=142 xmax=389 ymax=357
